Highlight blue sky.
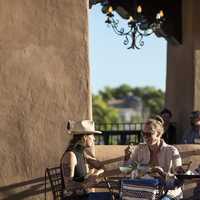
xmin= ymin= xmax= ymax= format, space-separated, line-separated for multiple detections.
xmin=89 ymin=5 xmax=167 ymax=94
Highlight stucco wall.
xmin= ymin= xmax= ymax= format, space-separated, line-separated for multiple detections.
xmin=0 ymin=0 xmax=90 ymax=199
xmin=166 ymin=0 xmax=200 ymax=140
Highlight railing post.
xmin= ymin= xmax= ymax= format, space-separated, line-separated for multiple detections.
xmin=103 ymin=132 xmax=109 ymax=145
xmin=95 ymin=122 xmax=144 ymax=145
xmin=120 ymin=133 xmax=127 ymax=145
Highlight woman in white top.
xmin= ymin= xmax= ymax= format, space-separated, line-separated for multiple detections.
xmin=125 ymin=115 xmax=184 ymax=200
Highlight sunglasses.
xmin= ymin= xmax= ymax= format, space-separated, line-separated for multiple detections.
xmin=142 ymin=131 xmax=153 ymax=138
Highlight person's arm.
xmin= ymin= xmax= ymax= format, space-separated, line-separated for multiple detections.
xmin=84 ymin=146 xmax=105 ymax=177
xmin=172 ymin=147 xmax=182 ymax=172
xmin=166 ymin=147 xmax=184 ymax=188
xmin=85 ymin=146 xmax=98 ymax=170
xmin=150 ymin=147 xmax=183 ymax=179
xmin=85 ymin=154 xmax=104 ymax=170
xmin=124 ymin=144 xmax=136 ymax=161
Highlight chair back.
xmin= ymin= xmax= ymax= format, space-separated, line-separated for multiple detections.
xmin=120 ymin=178 xmax=163 ymax=200
xmin=45 ymin=166 xmax=64 ymax=200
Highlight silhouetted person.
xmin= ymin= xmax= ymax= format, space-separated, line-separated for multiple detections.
xmin=182 ymin=111 xmax=200 ymax=144
xmin=160 ymin=108 xmax=176 ymax=144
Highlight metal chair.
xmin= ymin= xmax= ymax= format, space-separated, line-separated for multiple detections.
xmin=45 ymin=167 xmax=118 ymax=200
xmin=45 ymin=166 xmax=64 ymax=200
xmin=104 ymin=177 xmax=120 ymax=200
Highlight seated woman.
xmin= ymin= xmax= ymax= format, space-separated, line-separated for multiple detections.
xmin=125 ymin=116 xmax=184 ymax=200
xmin=61 ymin=120 xmax=111 ymax=200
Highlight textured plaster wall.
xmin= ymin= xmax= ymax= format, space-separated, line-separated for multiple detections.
xmin=166 ymin=0 xmax=200 ymax=140
xmin=0 ymin=0 xmax=91 ymax=199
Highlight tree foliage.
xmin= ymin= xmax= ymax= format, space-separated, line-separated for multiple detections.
xmin=92 ymin=85 xmax=165 ymax=123
xmin=99 ymin=86 xmax=114 ymax=101
xmin=132 ymin=86 xmax=165 ymax=114
xmin=92 ymin=95 xmax=119 ymax=124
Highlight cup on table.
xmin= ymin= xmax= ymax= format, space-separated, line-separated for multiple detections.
xmin=137 ymin=164 xmax=152 ymax=177
xmin=119 ymin=160 xmax=137 ymax=176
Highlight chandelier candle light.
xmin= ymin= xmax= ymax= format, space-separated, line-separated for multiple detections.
xmin=104 ymin=3 xmax=165 ymax=49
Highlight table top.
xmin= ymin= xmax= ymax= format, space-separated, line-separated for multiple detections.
xmin=175 ymin=174 xmax=200 ymax=180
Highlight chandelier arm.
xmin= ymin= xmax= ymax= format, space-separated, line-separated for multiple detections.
xmin=111 ymin=24 xmax=125 ymax=36
xmin=104 ymin=10 xmax=162 ymax=49
xmin=110 ymin=18 xmax=132 ymax=36
xmin=123 ymin=35 xmax=129 ymax=46
xmin=134 ymin=32 xmax=145 ymax=49
xmin=114 ymin=27 xmax=136 ymax=48
xmin=109 ymin=17 xmax=137 ymax=49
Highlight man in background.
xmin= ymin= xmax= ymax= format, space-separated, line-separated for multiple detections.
xmin=182 ymin=111 xmax=200 ymax=144
xmin=160 ymin=108 xmax=176 ymax=144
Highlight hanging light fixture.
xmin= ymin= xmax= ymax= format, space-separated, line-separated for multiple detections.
xmin=103 ymin=2 xmax=165 ymax=49
xmin=90 ymin=0 xmax=182 ymax=49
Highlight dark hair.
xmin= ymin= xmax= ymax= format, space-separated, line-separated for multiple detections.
xmin=190 ymin=111 xmax=200 ymax=119
xmin=160 ymin=108 xmax=172 ymax=118
xmin=66 ymin=134 xmax=85 ymax=151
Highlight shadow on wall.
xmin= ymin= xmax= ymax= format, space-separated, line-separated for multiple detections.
xmin=0 ymin=176 xmax=50 ymax=200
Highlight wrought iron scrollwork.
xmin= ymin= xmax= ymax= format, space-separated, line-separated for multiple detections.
xmin=104 ymin=4 xmax=165 ymax=50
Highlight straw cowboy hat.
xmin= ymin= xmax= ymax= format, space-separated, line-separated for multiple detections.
xmin=66 ymin=120 xmax=102 ymax=134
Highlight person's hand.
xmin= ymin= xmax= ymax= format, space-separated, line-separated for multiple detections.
xmin=84 ymin=174 xmax=100 ymax=188
xmin=93 ymin=169 xmax=104 ymax=176
xmin=150 ymin=166 xmax=166 ymax=178
xmin=124 ymin=144 xmax=134 ymax=161
xmin=175 ymin=166 xmax=185 ymax=174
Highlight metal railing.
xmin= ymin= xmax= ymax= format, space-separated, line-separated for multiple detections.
xmin=95 ymin=122 xmax=144 ymax=145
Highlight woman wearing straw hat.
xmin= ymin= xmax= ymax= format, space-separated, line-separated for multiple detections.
xmin=61 ymin=120 xmax=111 ymax=200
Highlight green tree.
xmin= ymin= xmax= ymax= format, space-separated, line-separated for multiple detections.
xmin=92 ymin=95 xmax=119 ymax=124
xmin=99 ymin=84 xmax=133 ymax=101
xmin=93 ymin=85 xmax=165 ymax=123
xmin=99 ymin=86 xmax=114 ymax=101
xmin=132 ymin=86 xmax=165 ymax=115
xmin=113 ymin=84 xmax=133 ymax=99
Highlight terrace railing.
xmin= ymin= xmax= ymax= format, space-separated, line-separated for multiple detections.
xmin=95 ymin=122 xmax=144 ymax=145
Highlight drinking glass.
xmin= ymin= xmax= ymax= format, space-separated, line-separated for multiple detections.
xmin=119 ymin=160 xmax=137 ymax=177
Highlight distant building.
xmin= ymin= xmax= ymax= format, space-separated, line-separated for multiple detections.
xmin=108 ymin=95 xmax=148 ymax=122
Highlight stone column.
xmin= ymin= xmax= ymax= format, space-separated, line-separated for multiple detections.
xmin=0 ymin=0 xmax=91 ymax=199
xmin=166 ymin=0 xmax=200 ymax=142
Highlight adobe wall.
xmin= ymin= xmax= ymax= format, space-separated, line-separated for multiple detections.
xmin=166 ymin=0 xmax=200 ymax=141
xmin=0 ymin=0 xmax=91 ymax=199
